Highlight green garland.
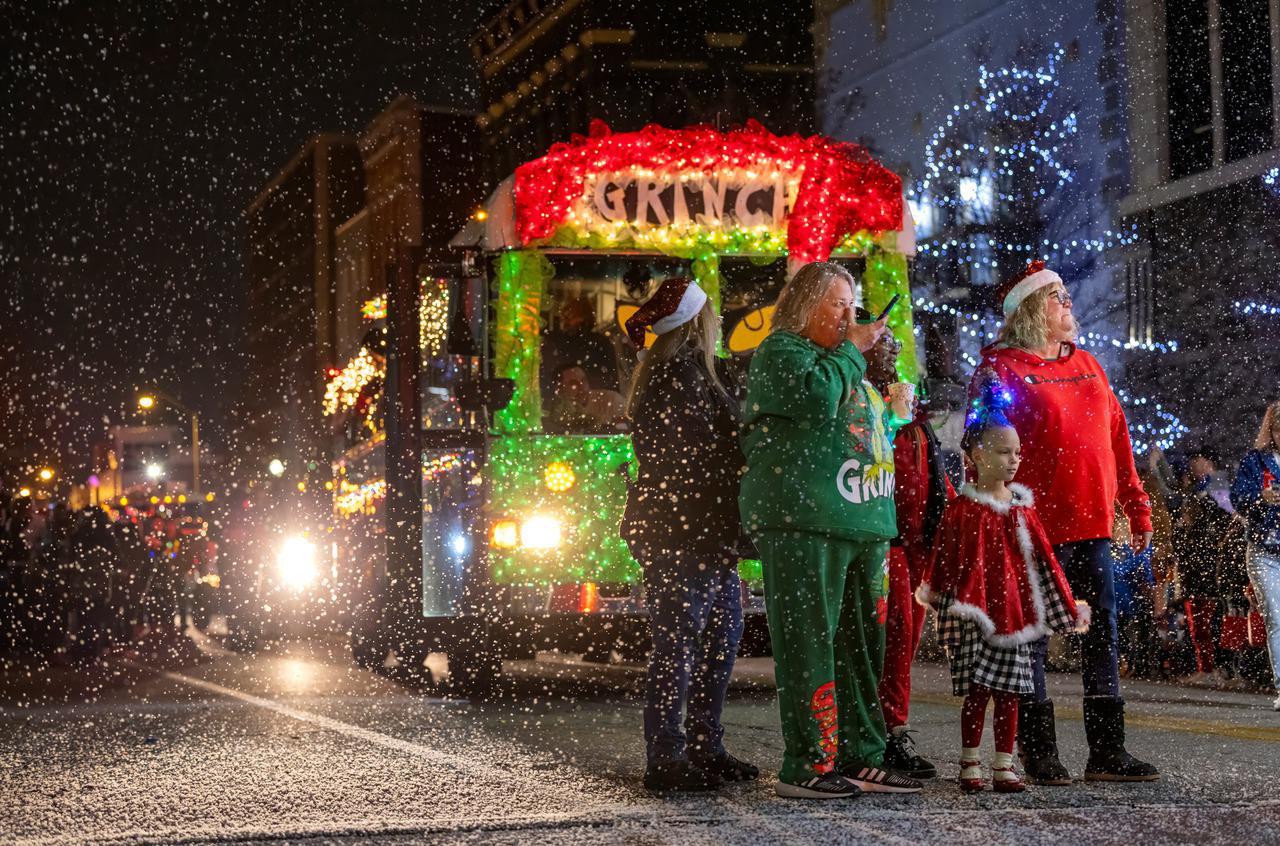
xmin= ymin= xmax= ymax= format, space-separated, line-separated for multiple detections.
xmin=861 ymin=249 xmax=919 ymax=384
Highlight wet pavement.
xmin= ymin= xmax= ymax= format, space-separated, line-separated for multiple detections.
xmin=2 ymin=633 xmax=1279 ymax=845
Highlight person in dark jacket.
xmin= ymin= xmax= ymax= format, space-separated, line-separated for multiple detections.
xmin=69 ymin=507 xmax=121 ymax=663
xmin=1173 ymin=450 xmax=1234 ymax=678
xmin=620 ymin=276 xmax=758 ymax=794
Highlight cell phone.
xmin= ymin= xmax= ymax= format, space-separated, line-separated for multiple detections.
xmin=875 ymin=293 xmax=902 ymax=322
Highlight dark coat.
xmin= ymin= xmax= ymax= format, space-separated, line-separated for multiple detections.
xmin=621 ymin=351 xmax=747 ymax=557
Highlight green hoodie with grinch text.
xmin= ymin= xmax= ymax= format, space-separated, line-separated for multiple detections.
xmin=739 ymin=331 xmax=905 ymax=541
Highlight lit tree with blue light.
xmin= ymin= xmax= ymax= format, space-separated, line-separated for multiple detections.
xmin=910 ymin=42 xmax=1186 ymax=454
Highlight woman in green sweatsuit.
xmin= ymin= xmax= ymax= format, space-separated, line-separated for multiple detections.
xmin=740 ymin=262 xmax=917 ymax=798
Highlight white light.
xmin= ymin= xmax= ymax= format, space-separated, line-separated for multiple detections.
xmin=145 ymin=464 xmax=163 ymax=480
xmin=268 ymin=458 xmax=285 ymax=477
xmin=277 ymin=535 xmax=318 ymax=589
xmin=520 ymin=515 xmax=562 ymax=550
xmin=449 ymin=534 xmax=468 ymax=555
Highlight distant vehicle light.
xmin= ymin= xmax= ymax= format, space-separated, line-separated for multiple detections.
xmin=521 ymin=515 xmax=562 ymax=550
xmin=544 ymin=461 xmax=575 ymax=493
xmin=491 ymin=520 xmax=519 ymax=549
xmin=277 ymin=535 xmax=318 ymax=589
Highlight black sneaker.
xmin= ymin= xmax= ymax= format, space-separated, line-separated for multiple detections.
xmin=883 ymin=728 xmax=937 ymax=779
xmin=643 ymin=760 xmax=722 ymax=793
xmin=690 ymin=751 xmax=760 ymax=782
xmin=839 ymin=764 xmax=923 ymax=794
xmin=775 ymin=772 xmax=861 ymax=799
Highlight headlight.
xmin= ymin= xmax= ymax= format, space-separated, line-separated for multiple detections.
xmin=276 ymin=535 xmax=318 ymax=589
xmin=520 ymin=515 xmax=562 ymax=550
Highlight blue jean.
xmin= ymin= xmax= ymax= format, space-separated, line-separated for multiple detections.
xmin=1030 ymin=538 xmax=1120 ymax=701
xmin=635 ymin=547 xmax=744 ymax=765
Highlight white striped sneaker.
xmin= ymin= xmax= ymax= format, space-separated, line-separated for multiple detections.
xmin=841 ymin=765 xmax=924 ymax=793
xmin=775 ymin=773 xmax=862 ymax=799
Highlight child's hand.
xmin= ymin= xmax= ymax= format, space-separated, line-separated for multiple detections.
xmin=1073 ymin=601 xmax=1092 ymax=634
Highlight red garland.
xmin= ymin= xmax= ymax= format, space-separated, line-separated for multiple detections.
xmin=513 ymin=120 xmax=903 ymax=263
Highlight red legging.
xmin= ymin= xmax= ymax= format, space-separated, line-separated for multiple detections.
xmin=961 ymin=684 xmax=1019 ymax=754
xmin=879 ymin=546 xmax=929 ymax=730
xmin=1184 ymin=598 xmax=1216 ymax=673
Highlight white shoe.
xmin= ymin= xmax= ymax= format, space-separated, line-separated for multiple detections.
xmin=1271 ymin=693 xmax=1280 ymax=711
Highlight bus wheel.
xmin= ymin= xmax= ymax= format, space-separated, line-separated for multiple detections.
xmin=350 ymin=625 xmax=386 ymax=669
xmin=449 ymin=648 xmax=501 ymax=697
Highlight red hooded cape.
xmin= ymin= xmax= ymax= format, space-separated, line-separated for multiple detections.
xmin=917 ymin=484 xmax=1088 ymax=646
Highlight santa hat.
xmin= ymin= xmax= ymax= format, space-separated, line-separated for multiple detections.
xmin=996 ymin=260 xmax=1063 ymax=317
xmin=625 ymin=277 xmax=707 ymax=350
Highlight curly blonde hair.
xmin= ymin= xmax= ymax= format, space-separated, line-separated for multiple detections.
xmin=998 ymin=285 xmax=1059 ymax=350
xmin=1255 ymin=400 xmax=1280 ymax=450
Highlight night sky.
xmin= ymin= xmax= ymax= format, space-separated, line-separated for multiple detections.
xmin=1 ymin=1 xmax=487 ymax=482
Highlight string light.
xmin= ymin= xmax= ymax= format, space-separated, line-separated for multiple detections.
xmin=1235 ymin=299 xmax=1280 ymax=317
xmin=910 ymin=44 xmax=1136 ymax=271
xmin=323 ymin=347 xmax=383 ymax=417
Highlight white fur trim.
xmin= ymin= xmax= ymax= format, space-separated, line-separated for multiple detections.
xmin=650 ymin=281 xmax=707 ymax=336
xmin=1074 ymin=600 xmax=1092 ymax=633
xmin=959 ymin=483 xmax=1033 ymax=514
xmin=1002 ymin=268 xmax=1062 ymax=317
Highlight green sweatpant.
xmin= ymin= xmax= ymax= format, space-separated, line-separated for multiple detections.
xmin=756 ymin=530 xmax=890 ymax=783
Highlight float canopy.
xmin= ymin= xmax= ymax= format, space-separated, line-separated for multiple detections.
xmin=452 ymin=120 xmax=914 ymax=259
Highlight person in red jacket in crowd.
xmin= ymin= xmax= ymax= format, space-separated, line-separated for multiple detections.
xmin=969 ymin=260 xmax=1160 ymax=784
xmin=862 ymin=317 xmax=954 ymax=779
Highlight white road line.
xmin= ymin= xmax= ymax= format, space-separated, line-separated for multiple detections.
xmin=156 ymin=667 xmax=577 ymax=796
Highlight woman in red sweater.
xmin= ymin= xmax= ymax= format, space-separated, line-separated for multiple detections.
xmin=969 ymin=261 xmax=1159 ymax=784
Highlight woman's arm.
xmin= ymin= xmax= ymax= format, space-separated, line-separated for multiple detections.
xmin=747 ymin=335 xmax=866 ymax=421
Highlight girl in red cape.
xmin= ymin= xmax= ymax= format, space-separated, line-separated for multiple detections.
xmin=918 ymin=400 xmax=1089 ymax=793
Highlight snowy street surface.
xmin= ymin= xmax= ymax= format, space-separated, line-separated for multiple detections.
xmin=3 ymin=636 xmax=1280 ymax=846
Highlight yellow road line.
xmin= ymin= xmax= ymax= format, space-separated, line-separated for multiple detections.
xmin=912 ymin=691 xmax=1280 ymax=743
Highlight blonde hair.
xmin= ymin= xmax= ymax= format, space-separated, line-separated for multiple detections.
xmin=625 ymin=298 xmax=725 ymax=418
xmin=1255 ymin=400 xmax=1280 ymax=450
xmin=998 ymin=284 xmax=1057 ymax=351
xmin=770 ymin=262 xmax=857 ymax=336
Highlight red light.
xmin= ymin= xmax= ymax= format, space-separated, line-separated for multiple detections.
xmin=578 ymin=582 xmax=599 ymax=615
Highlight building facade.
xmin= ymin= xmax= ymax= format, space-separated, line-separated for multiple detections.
xmin=471 ymin=0 xmax=817 ymax=183
xmin=241 ymin=135 xmax=366 ymax=476
xmin=1120 ymin=0 xmax=1280 ymax=456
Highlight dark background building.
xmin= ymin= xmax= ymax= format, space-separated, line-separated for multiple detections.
xmin=1120 ymin=0 xmax=1280 ymax=457
xmin=241 ymin=135 xmax=366 ymax=476
xmin=471 ymin=0 xmax=817 ymax=182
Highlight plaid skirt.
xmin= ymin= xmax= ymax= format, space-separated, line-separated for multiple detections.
xmin=937 ymin=596 xmax=1034 ymax=696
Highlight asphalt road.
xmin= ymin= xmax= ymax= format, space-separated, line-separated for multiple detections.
xmin=3 ymin=633 xmax=1280 ymax=846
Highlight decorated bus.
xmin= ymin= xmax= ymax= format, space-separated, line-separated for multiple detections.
xmin=330 ymin=121 xmax=917 ymax=691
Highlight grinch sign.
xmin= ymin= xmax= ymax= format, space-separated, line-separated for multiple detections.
xmin=586 ymin=170 xmax=800 ymax=231
xmin=514 ymin=120 xmax=904 ymax=263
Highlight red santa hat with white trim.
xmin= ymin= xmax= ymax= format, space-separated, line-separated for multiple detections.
xmin=996 ymin=259 xmax=1063 ymax=317
xmin=625 ymin=276 xmax=707 ymax=352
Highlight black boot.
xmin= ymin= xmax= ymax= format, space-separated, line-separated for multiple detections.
xmin=643 ymin=759 xmax=723 ymax=793
xmin=1083 ymin=696 xmax=1160 ymax=782
xmin=1017 ymin=697 xmax=1072 ymax=785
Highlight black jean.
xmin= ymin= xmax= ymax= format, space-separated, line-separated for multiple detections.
xmin=631 ymin=546 xmax=744 ymax=765
xmin=1031 ymin=538 xmax=1121 ymax=701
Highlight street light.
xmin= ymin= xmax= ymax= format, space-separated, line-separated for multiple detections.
xmin=138 ymin=390 xmax=200 ymax=495
xmin=268 ymin=458 xmax=285 ymax=478
xmin=37 ymin=467 xmax=55 ymax=482
xmin=145 ymin=463 xmax=164 ymax=481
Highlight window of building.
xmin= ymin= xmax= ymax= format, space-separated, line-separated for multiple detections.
xmin=1219 ymin=0 xmax=1274 ymax=163
xmin=1104 ymin=84 xmax=1121 ymax=112
xmin=1125 ymin=254 xmax=1155 ymax=347
xmin=1165 ymin=0 xmax=1215 ymax=179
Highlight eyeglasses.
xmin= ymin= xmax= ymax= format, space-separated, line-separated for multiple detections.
xmin=1047 ymin=290 xmax=1072 ymax=306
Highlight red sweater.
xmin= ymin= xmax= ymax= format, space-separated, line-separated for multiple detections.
xmin=970 ymin=343 xmax=1152 ymax=545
